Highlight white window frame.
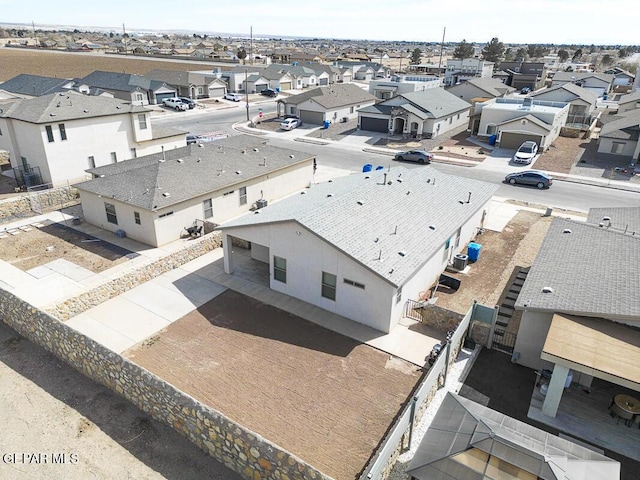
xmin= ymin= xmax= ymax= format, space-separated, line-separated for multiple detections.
xmin=138 ymin=114 xmax=147 ymax=130
xmin=321 ymin=272 xmax=337 ymax=301
xmin=239 ymin=187 xmax=247 ymax=206
xmin=111 ymin=152 xmax=118 ymax=163
xmin=273 ymin=256 xmax=287 ymax=283
xmin=104 ymin=203 xmax=118 ymax=225
xmin=203 ymin=198 xmax=213 ymax=219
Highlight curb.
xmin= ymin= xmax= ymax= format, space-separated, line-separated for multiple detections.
xmin=552 ymin=175 xmax=640 ymax=193
xmin=294 ymin=138 xmax=330 ymax=146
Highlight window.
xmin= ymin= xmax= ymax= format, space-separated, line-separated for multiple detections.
xmin=158 ymin=211 xmax=174 ymax=218
xmin=58 ymin=123 xmax=67 ymax=141
xmin=138 ymin=114 xmax=147 ymax=130
xmin=45 ymin=125 xmax=54 ymax=143
xmin=134 ymin=211 xmax=141 ymax=225
xmin=104 ymin=203 xmax=118 ymax=224
xmin=611 ymin=141 xmax=626 ymax=154
xmin=130 ymin=148 xmax=137 ymax=158
xmin=134 ymin=93 xmax=144 ymax=102
xmin=88 ymin=156 xmax=95 ymax=169
xmin=239 ymin=186 xmax=247 ymax=206
xmin=344 ymin=278 xmax=365 ymax=289
xmin=321 ymin=272 xmax=337 ymax=300
xmin=111 ymin=152 xmax=117 ymax=163
xmin=203 ymin=198 xmax=213 ymax=219
xmin=350 ymin=106 xmax=354 ymax=114
xmin=396 ymin=286 xmax=403 ymax=304
xmin=197 ymin=86 xmax=204 ymax=95
xmin=486 ymin=124 xmax=497 ymax=135
xmin=273 ymin=256 xmax=287 ymax=283
xmin=290 ymin=106 xmax=297 ymax=115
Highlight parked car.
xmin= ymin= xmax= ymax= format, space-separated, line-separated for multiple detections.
xmin=223 ymin=92 xmax=242 ymax=102
xmin=520 ymin=87 xmax=532 ymax=94
xmin=179 ymin=97 xmax=196 ymax=109
xmin=260 ymin=88 xmax=278 ymax=97
xmin=505 ymin=170 xmax=553 ymax=189
xmin=162 ymin=98 xmax=188 ymax=111
xmin=280 ymin=117 xmax=301 ymax=131
xmin=512 ymin=141 xmax=539 ymax=164
xmin=393 ymin=150 xmax=433 ymax=164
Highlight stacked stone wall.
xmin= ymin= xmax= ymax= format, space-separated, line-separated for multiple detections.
xmin=0 ymin=288 xmax=332 ymax=480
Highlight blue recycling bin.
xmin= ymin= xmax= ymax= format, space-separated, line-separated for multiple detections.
xmin=362 ymin=163 xmax=373 ymax=173
xmin=467 ymin=242 xmax=482 ymax=262
xmin=375 ymin=165 xmax=384 ymax=170
xmin=323 ymin=120 xmax=330 ymax=129
xmin=488 ymin=135 xmax=497 ymax=146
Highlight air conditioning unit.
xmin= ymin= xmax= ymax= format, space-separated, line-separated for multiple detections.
xmin=341 ymin=117 xmax=349 ymax=123
xmin=255 ymin=199 xmax=268 ymax=209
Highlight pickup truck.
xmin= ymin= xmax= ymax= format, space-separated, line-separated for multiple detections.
xmin=162 ymin=98 xmax=188 ymax=111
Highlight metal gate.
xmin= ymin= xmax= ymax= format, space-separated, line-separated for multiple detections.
xmin=403 ymin=299 xmax=426 ymax=322
xmin=492 ymin=329 xmax=516 ymax=354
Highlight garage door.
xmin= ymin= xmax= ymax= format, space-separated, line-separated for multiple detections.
xmin=155 ymin=92 xmax=175 ymax=103
xmin=280 ymin=82 xmax=292 ymax=90
xmin=256 ymin=84 xmax=268 ymax=92
xmin=208 ymin=87 xmax=225 ymax=98
xmin=318 ymin=78 xmax=329 ymax=86
xmin=300 ymin=110 xmax=324 ymax=125
xmin=500 ymin=132 xmax=544 ymax=150
xmin=360 ymin=116 xmax=389 ymax=133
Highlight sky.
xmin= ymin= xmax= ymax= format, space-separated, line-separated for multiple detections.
xmin=2 ymin=0 xmax=638 ymax=45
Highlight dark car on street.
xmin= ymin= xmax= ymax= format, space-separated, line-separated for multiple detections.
xmin=505 ymin=170 xmax=553 ymax=189
xmin=260 ymin=88 xmax=278 ymax=97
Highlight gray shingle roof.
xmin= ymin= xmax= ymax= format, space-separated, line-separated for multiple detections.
xmin=0 ymin=74 xmax=70 ymax=96
xmin=551 ymin=72 xmax=614 ymax=84
xmin=587 ymin=206 xmax=640 ymax=235
xmin=462 ymin=77 xmax=516 ymax=97
xmin=529 ymin=82 xmax=598 ymax=105
xmin=515 ymin=218 xmax=640 ymax=320
xmin=617 ymin=90 xmax=640 ymax=106
xmin=219 ymin=166 xmax=497 ymax=287
xmin=395 ymin=89 xmax=471 ymax=119
xmin=75 ymin=135 xmax=315 ymax=211
xmin=281 ymin=83 xmax=375 ymax=108
xmin=80 ymin=70 xmax=153 ymax=93
xmin=599 ymin=108 xmax=640 ymax=139
xmin=357 ymin=104 xmax=393 ymax=115
xmin=0 ymin=91 xmax=146 ymax=123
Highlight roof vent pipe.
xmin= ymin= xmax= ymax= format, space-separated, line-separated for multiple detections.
xmin=162 ymin=146 xmax=166 ymax=162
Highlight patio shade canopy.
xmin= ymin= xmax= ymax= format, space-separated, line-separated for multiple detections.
xmin=406 ymin=393 xmax=619 ymax=480
xmin=542 ymin=313 xmax=640 ymax=391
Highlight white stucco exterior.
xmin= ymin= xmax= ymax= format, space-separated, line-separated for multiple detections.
xmin=77 ymin=159 xmax=314 ymax=247
xmin=445 ymin=58 xmax=494 ymax=86
xmin=0 ymin=110 xmax=184 ymax=187
xmin=513 ymin=310 xmax=554 ymax=370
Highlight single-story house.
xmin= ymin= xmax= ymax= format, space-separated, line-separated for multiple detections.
xmin=0 ymin=74 xmax=75 ymax=99
xmin=358 ymin=88 xmax=471 ymax=138
xmin=528 ymin=83 xmax=598 ymax=125
xmin=75 ymin=136 xmax=317 ymax=247
xmin=446 ymin=77 xmax=516 ymax=104
xmin=308 ymin=64 xmax=343 ymax=85
xmin=616 ymin=90 xmax=640 ymax=113
xmin=512 ymin=216 xmax=640 ymax=418
xmin=144 ymin=69 xmax=227 ymax=99
xmin=277 ymin=83 xmax=376 ymax=125
xmin=243 ymin=74 xmax=270 ymax=94
xmin=217 ymin=166 xmax=497 ymax=333
xmin=368 ymin=75 xmax=442 ymax=101
xmin=78 ymin=71 xmax=177 ymax=105
xmin=550 ymin=72 xmax=614 ymax=97
xmin=259 ymin=69 xmax=296 ymax=92
xmin=0 ymin=92 xmax=184 ymax=188
xmin=407 ymin=392 xmax=620 ymax=480
xmin=498 ymin=61 xmax=547 ymax=91
xmin=596 ymin=108 xmax=640 ymax=162
xmin=474 ymin=97 xmax=569 ymax=150
xmin=605 ymin=67 xmax=636 ymax=89
xmin=220 ymin=68 xmax=262 ymax=93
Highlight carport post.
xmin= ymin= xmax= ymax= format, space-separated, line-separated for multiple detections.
xmin=486 ymin=305 xmax=500 ymax=350
xmin=222 ymin=233 xmax=234 ymax=274
xmin=542 ymin=364 xmax=569 ymax=418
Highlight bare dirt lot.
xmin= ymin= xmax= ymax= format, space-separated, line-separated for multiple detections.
xmin=532 ymin=135 xmax=585 ymax=174
xmin=125 ymin=289 xmax=422 ymax=480
xmin=0 ymin=322 xmax=241 ymax=480
xmin=0 ymin=222 xmax=136 ymax=272
xmin=0 ymin=48 xmax=230 ymax=81
xmin=432 ymin=210 xmax=553 ymax=314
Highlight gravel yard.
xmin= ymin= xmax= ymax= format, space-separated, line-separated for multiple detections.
xmin=0 ymin=221 xmax=136 ymax=272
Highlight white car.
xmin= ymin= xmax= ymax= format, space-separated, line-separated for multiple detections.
xmin=280 ymin=117 xmax=301 ymax=131
xmin=223 ymin=92 xmax=242 ymax=102
xmin=512 ymin=141 xmax=538 ymax=164
xmin=162 ymin=98 xmax=188 ymax=111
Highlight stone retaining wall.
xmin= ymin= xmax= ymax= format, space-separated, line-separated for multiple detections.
xmin=420 ymin=303 xmax=464 ymax=332
xmin=46 ymin=233 xmax=223 ymax=321
xmin=0 ymin=289 xmax=332 ymax=480
xmin=0 ymin=186 xmax=79 ymax=220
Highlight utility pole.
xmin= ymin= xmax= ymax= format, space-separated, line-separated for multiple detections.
xmin=437 ymin=26 xmax=446 ymax=77
xmin=31 ymin=21 xmax=37 ymax=48
xmin=123 ymin=23 xmax=127 ymax=55
xmin=250 ymin=26 xmax=253 ymax=66
xmin=245 ymin=68 xmax=250 ymax=121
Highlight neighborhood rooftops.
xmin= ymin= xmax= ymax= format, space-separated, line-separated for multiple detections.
xmin=0 ymin=91 xmax=147 ymax=123
xmin=75 ymin=135 xmax=315 ymax=211
xmin=515 ymin=218 xmax=640 ymax=322
xmin=80 ymin=70 xmax=167 ymax=93
xmin=485 ymin=97 xmax=568 ymax=114
xmin=587 ymin=206 xmax=640 ymax=235
xmin=219 ymin=166 xmax=497 ymax=287
xmin=280 ymin=83 xmax=375 ymax=108
xmin=0 ymin=73 xmax=71 ymax=97
xmin=598 ymin=108 xmax=640 ymax=140
xmin=529 ymin=82 xmax=598 ymax=104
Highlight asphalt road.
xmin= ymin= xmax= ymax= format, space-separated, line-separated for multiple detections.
xmin=153 ymin=107 xmax=640 ymax=213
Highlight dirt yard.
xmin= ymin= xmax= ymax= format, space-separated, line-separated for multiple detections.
xmin=0 ymin=48 xmax=231 ymax=81
xmin=0 ymin=322 xmax=241 ymax=480
xmin=532 ymin=135 xmax=586 ymax=174
xmin=432 ymin=211 xmax=553 ymax=314
xmin=0 ymin=222 xmax=135 ymax=272
xmin=125 ymin=289 xmax=422 ymax=480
